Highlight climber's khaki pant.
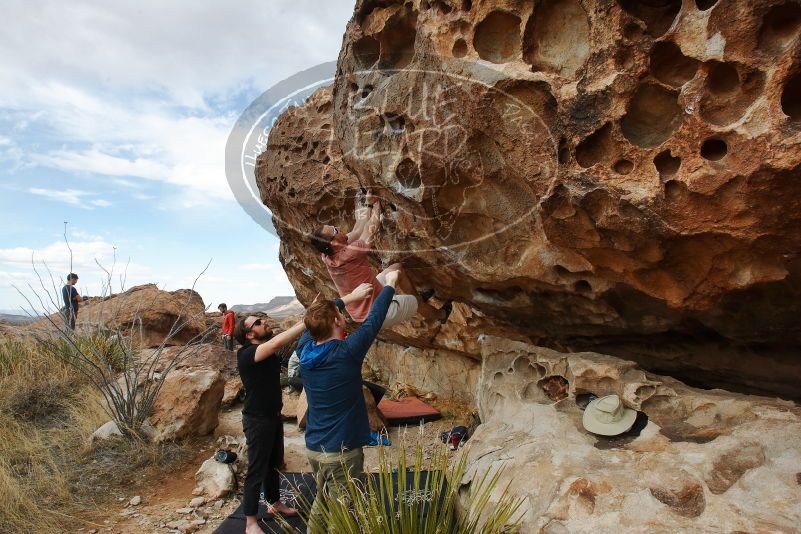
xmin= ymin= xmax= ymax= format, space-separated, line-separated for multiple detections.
xmin=305 ymin=447 xmax=365 ymax=534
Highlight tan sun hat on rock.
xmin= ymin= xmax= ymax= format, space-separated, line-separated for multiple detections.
xmin=582 ymin=394 xmax=637 ymax=436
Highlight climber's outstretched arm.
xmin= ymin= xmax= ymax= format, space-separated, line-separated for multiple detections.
xmin=359 ymin=200 xmax=382 ymax=245
xmin=347 ymin=191 xmax=377 ymax=244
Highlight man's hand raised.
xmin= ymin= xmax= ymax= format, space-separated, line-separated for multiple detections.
xmin=349 ymin=283 xmax=374 ymax=302
xmin=384 ymin=270 xmax=400 ymax=288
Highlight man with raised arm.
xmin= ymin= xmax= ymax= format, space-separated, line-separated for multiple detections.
xmin=233 ymin=313 xmax=304 ymax=533
xmin=232 ymin=282 xmax=375 ymax=534
xmin=296 ymin=270 xmax=400 ymax=533
xmin=310 ymin=191 xmax=451 ymax=329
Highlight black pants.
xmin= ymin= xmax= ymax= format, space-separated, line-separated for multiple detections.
xmin=242 ymin=414 xmax=284 ymax=516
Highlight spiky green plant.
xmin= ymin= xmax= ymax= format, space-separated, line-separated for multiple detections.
xmin=278 ymin=439 xmax=523 ymax=534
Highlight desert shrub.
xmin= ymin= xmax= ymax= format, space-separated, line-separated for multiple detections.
xmin=0 ymin=338 xmax=194 ymax=533
xmin=281 ymin=439 xmax=523 ymax=534
xmin=0 ymin=340 xmax=83 ymax=424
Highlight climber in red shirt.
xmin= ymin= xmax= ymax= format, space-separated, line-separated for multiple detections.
xmin=310 ymin=190 xmax=451 ymax=329
xmin=219 ymin=303 xmax=236 ymax=350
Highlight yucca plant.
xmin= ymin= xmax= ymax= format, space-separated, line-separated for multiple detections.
xmin=277 ymin=438 xmax=524 ymax=533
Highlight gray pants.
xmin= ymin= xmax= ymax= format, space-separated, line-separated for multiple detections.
xmin=223 ymin=335 xmax=233 ymax=351
xmin=63 ymin=308 xmax=76 ymax=331
xmin=306 ymin=447 xmax=364 ymax=534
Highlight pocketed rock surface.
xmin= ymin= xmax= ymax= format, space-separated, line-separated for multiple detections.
xmin=465 ymin=336 xmax=801 ymax=533
xmin=257 ymin=0 xmax=801 ymax=399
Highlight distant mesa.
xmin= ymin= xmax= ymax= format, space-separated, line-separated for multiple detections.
xmin=230 ymin=296 xmax=303 ymax=318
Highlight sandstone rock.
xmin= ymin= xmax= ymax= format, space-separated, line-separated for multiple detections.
xmin=90 ymin=420 xmax=123 ymax=442
xmin=129 ymin=495 xmax=142 ymax=506
xmin=362 ymin=385 xmax=387 ymax=432
xmin=649 ymin=483 xmax=705 ymax=519
xmin=365 ymin=340 xmax=480 ymax=404
xmin=36 ymin=284 xmax=208 ymax=348
xmin=281 ymin=388 xmax=301 ymax=419
xmin=166 ymin=519 xmax=197 ymax=533
xmin=705 ymin=443 xmax=766 ymax=495
xmin=188 ymin=497 xmax=205 ymax=508
xmin=147 ymin=368 xmax=225 ymax=442
xmin=258 ymin=0 xmax=801 ymax=399
xmin=296 ymin=389 xmax=308 ymax=429
xmin=150 ymin=343 xmax=238 ymax=379
xmin=195 ymin=457 xmax=236 ymax=499
xmin=221 ymin=376 xmax=243 ymax=406
xmin=460 ymin=335 xmax=801 ymax=532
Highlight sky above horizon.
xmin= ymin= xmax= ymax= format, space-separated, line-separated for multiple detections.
xmin=0 ymin=0 xmax=355 ymax=314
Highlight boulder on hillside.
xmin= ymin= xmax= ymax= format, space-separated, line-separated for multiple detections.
xmin=148 ymin=368 xmax=225 ymax=442
xmin=35 ymin=284 xmax=208 ymax=348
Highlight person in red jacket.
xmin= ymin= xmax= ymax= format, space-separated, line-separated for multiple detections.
xmin=219 ymin=303 xmax=235 ymax=351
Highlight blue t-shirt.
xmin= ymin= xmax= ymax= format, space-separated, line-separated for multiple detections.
xmin=62 ymin=284 xmax=79 ymax=312
xmin=297 ymin=286 xmax=394 ymax=452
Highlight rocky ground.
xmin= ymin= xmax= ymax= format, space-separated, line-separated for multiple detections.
xmin=74 ymin=398 xmax=473 ymax=534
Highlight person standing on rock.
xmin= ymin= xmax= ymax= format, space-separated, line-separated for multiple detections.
xmin=310 ymin=191 xmax=451 ymax=329
xmin=233 ymin=314 xmax=304 ymax=533
xmin=61 ymin=272 xmax=82 ymax=331
xmin=295 ymin=271 xmax=399 ymax=533
xmin=218 ymin=303 xmax=235 ymax=351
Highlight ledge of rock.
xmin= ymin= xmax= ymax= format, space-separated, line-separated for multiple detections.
xmin=258 ymin=0 xmax=801 ymax=398
xmin=465 ymin=335 xmax=801 ymax=532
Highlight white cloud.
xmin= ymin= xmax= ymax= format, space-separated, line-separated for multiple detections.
xmin=1 ymin=1 xmax=355 ymax=209
xmin=0 ymin=237 xmax=156 ymax=311
xmin=113 ymin=178 xmax=142 ymax=188
xmin=27 ymin=187 xmax=112 ymax=209
xmin=0 ymin=1 xmax=353 ymax=107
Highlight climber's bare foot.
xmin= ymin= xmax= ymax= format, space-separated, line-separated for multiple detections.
xmin=267 ymin=501 xmax=298 ymax=517
xmin=245 ymin=516 xmax=265 ymax=534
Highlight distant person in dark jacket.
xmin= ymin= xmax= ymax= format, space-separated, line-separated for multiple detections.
xmin=61 ymin=273 xmax=82 ymax=330
xmin=297 ymin=270 xmax=399 ymax=534
xmin=218 ymin=303 xmax=235 ymax=351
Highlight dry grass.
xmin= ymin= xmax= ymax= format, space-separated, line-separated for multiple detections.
xmin=0 ymin=339 xmax=193 ymax=533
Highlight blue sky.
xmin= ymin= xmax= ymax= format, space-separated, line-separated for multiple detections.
xmin=0 ymin=0 xmax=355 ymax=313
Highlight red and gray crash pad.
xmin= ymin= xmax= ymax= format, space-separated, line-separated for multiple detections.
xmin=378 ymin=397 xmax=442 ymax=426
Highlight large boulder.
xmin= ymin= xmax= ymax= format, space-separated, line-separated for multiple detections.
xmin=148 ymin=368 xmax=225 ymax=441
xmin=365 ymin=339 xmax=480 ymax=405
xmin=194 ymin=457 xmax=236 ymax=499
xmin=36 ymin=284 xmax=208 ymax=348
xmin=151 ymin=343 xmax=241 ymax=399
xmin=461 ymin=335 xmax=801 ymax=532
xmin=257 ymin=0 xmax=801 ymax=398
